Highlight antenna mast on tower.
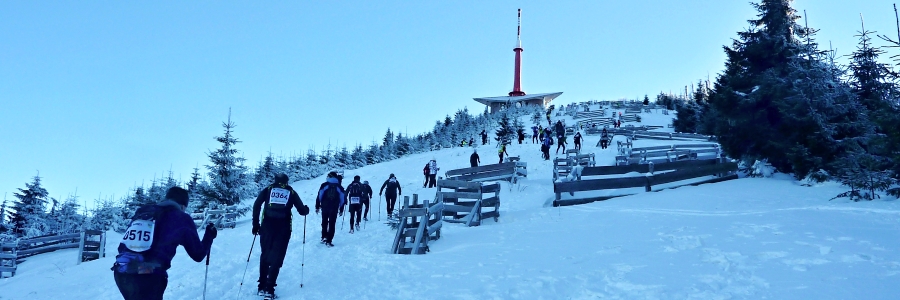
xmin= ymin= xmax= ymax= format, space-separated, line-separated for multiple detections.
xmin=509 ymin=9 xmax=526 ymax=97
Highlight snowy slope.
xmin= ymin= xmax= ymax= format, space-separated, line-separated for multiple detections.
xmin=2 ymin=107 xmax=899 ymax=300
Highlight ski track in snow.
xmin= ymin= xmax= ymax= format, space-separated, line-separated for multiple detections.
xmin=2 ymin=108 xmax=900 ymax=299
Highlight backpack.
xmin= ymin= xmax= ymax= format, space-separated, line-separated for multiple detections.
xmin=264 ymin=186 xmax=293 ymax=219
xmin=120 ymin=205 xmax=166 ymax=253
xmin=347 ymin=183 xmax=363 ymax=204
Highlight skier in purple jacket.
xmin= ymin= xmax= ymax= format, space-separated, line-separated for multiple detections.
xmin=112 ymin=187 xmax=217 ymax=300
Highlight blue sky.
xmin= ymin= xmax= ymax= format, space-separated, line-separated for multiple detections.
xmin=0 ymin=0 xmax=895 ymax=207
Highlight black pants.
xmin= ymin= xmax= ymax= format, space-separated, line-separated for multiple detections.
xmin=258 ymin=222 xmax=290 ymax=289
xmin=557 ymin=143 xmax=566 ymax=153
xmin=362 ymin=199 xmax=370 ymax=219
xmin=386 ymin=194 xmax=398 ymax=215
xmin=499 ymin=154 xmax=504 ymax=164
xmin=541 ymin=145 xmax=550 ymax=160
xmin=428 ymin=174 xmax=436 ymax=188
xmin=258 ymin=261 xmax=281 ymax=291
xmin=575 ymin=142 xmax=581 ymax=151
xmin=349 ymin=203 xmax=362 ymax=227
xmin=114 ymin=272 xmax=167 ymax=300
xmin=321 ymin=210 xmax=338 ymax=243
xmin=423 ymin=174 xmax=429 ymax=187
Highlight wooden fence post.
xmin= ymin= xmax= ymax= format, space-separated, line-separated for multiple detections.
xmin=76 ymin=231 xmax=86 ymax=265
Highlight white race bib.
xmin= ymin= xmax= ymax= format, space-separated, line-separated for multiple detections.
xmin=269 ymin=188 xmax=290 ymax=205
xmin=350 ymin=197 xmax=361 ymax=204
xmin=121 ymin=220 xmax=155 ymax=252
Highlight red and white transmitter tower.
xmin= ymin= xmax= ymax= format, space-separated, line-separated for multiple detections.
xmin=509 ymin=8 xmax=526 ymax=97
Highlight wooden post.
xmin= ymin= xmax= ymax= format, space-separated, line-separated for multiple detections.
xmin=77 ymin=231 xmax=86 ymax=265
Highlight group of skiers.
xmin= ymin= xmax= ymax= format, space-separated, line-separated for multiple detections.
xmin=111 ymin=171 xmax=407 ymax=299
xmin=109 ymin=110 xmax=614 ymax=299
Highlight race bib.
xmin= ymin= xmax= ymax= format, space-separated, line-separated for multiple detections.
xmin=269 ymin=188 xmax=290 ymax=205
xmin=350 ymin=197 xmax=361 ymax=204
xmin=121 ymin=220 xmax=155 ymax=252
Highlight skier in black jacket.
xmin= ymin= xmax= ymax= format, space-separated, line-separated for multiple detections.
xmin=470 ymin=149 xmax=481 ymax=167
xmin=251 ymin=174 xmax=309 ymax=298
xmin=361 ymin=180 xmax=373 ymax=221
xmin=345 ymin=176 xmax=365 ymax=233
xmin=379 ymin=174 xmax=402 ymax=218
xmin=316 ymin=171 xmax=345 ymax=247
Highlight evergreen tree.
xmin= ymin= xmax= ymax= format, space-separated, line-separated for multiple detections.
xmin=54 ymin=195 xmax=83 ymax=234
xmin=643 ymin=95 xmax=650 ymax=105
xmin=200 ymin=111 xmax=251 ymax=211
xmin=495 ymin=113 xmax=515 ymax=145
xmin=706 ymin=0 xmax=827 ymax=176
xmin=254 ymin=153 xmax=277 ymax=186
xmin=10 ymin=175 xmax=50 ymax=237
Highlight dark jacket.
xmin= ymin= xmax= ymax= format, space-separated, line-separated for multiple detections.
xmin=361 ymin=183 xmax=373 ymax=202
xmin=114 ymin=200 xmax=212 ymax=276
xmin=470 ymin=152 xmax=480 ymax=167
xmin=380 ymin=177 xmax=402 ymax=196
xmin=574 ymin=133 xmax=582 ymax=143
xmin=316 ymin=177 xmax=346 ymax=213
xmin=346 ymin=180 xmax=365 ymax=204
xmin=252 ymin=183 xmax=309 ymax=229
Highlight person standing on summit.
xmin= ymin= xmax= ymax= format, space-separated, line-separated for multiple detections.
xmin=379 ymin=173 xmax=402 ymax=218
xmin=251 ymin=174 xmax=310 ymax=298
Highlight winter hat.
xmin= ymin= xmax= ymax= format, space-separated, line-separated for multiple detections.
xmin=389 ymin=173 xmax=395 ymax=178
xmin=274 ymin=173 xmax=289 ymax=184
xmin=363 ymin=180 xmax=369 ymax=185
xmin=165 ymin=186 xmax=189 ymax=207
xmin=328 ymin=171 xmax=338 ymax=178
xmin=354 ymin=175 xmax=361 ymax=182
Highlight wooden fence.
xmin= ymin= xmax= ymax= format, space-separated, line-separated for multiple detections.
xmin=553 ymin=158 xmax=739 ymax=206
xmin=1 ymin=230 xmax=107 ymax=278
xmin=616 ymin=143 xmax=720 ymax=166
xmin=391 ymin=194 xmax=443 ymax=255
xmin=192 ymin=205 xmax=238 ymax=229
xmin=436 ymin=179 xmax=501 ymax=227
xmin=444 ymin=161 xmax=527 ymax=184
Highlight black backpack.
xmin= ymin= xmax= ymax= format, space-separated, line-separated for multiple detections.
xmin=322 ymin=184 xmax=341 ymax=206
xmin=347 ymin=182 xmax=363 ymax=198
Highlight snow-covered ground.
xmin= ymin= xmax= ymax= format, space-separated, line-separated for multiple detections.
xmin=2 ymin=106 xmax=899 ymax=299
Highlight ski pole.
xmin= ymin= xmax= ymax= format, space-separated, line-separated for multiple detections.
xmin=300 ymin=215 xmax=306 ymax=288
xmin=237 ymin=235 xmax=257 ymax=297
xmin=378 ymin=194 xmax=382 ymax=221
xmin=203 ymin=248 xmax=210 ymax=300
xmin=341 ymin=209 xmax=345 ymax=230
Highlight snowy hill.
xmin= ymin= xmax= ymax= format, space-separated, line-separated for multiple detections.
xmin=2 ymin=107 xmax=900 ymax=299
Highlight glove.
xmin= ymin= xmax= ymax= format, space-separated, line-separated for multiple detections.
xmin=251 ymin=223 xmax=260 ymax=236
xmin=300 ymin=205 xmax=310 ymax=216
xmin=205 ymin=223 xmax=218 ymax=239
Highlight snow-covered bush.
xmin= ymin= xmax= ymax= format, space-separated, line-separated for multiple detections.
xmin=746 ymin=159 xmax=775 ymax=178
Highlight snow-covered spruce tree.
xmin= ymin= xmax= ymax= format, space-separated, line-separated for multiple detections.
xmin=199 ymin=112 xmax=251 ymax=214
xmin=9 ymin=175 xmax=50 ymax=237
xmin=54 ymin=195 xmax=83 ymax=234
xmin=847 ymin=22 xmax=900 ymax=190
xmin=706 ymin=0 xmax=843 ymax=179
xmin=643 ymin=95 xmax=650 ymax=105
xmin=832 ymin=146 xmax=895 ymax=201
xmin=494 ymin=113 xmax=515 ymax=145
xmin=87 ymin=197 xmax=127 ymax=232
xmin=351 ymin=144 xmax=367 ymax=168
xmin=254 ymin=153 xmax=277 ymax=187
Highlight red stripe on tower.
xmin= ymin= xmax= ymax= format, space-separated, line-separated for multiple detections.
xmin=509 ymin=8 xmax=526 ymax=97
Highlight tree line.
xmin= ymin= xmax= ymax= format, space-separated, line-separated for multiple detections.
xmin=0 ymin=105 xmax=539 ymax=241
